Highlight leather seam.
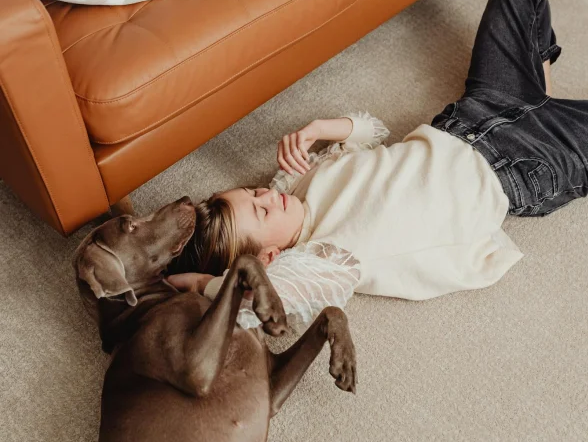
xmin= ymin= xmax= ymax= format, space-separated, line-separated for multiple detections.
xmin=75 ymin=0 xmax=356 ymax=103
xmin=62 ymin=2 xmax=150 ymax=54
xmin=90 ymin=0 xmax=358 ymax=145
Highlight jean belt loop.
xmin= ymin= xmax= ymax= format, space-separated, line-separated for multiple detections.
xmin=491 ymin=157 xmax=510 ymax=171
xmin=443 ymin=117 xmax=458 ymax=131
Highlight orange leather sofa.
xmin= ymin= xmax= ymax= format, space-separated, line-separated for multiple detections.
xmin=0 ymin=0 xmax=416 ymax=235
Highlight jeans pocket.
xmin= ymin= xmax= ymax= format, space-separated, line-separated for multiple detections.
xmin=511 ymin=158 xmax=558 ymax=205
xmin=528 ymin=162 xmax=556 ymax=200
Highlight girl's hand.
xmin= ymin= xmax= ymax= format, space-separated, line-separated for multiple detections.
xmin=277 ymin=118 xmax=353 ymax=175
xmin=167 ymin=273 xmax=215 ymax=294
xmin=277 ymin=121 xmax=320 ymax=175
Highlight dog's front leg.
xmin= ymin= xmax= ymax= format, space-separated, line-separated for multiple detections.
xmin=269 ymin=307 xmax=357 ymax=416
xmin=181 ymin=255 xmax=287 ymax=396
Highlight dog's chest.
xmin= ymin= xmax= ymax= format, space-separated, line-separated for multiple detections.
xmin=221 ymin=327 xmax=267 ymax=375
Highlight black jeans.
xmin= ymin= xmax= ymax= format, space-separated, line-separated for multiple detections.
xmin=432 ymin=0 xmax=588 ymax=216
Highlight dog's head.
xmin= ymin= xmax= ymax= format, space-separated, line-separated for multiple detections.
xmin=73 ymin=196 xmax=196 ymax=319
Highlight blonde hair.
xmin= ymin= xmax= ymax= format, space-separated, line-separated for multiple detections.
xmin=192 ymin=194 xmax=262 ymax=276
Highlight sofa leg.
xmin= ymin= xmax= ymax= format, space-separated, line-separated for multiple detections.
xmin=111 ymin=195 xmax=136 ymax=217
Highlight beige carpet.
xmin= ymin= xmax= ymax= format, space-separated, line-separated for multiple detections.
xmin=1 ymin=0 xmax=587 ymax=440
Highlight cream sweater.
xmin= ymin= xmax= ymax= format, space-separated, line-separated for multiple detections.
xmin=205 ymin=113 xmax=523 ymax=302
xmin=270 ymin=113 xmax=523 ymax=300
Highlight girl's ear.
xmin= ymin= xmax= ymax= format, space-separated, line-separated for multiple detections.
xmin=256 ymin=246 xmax=281 ymax=267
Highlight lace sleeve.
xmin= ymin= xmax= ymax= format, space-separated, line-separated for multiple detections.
xmin=237 ymin=241 xmax=360 ymax=329
xmin=203 ymin=242 xmax=361 ymax=330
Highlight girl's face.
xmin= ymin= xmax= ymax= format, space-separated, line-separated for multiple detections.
xmin=222 ymin=187 xmax=305 ymax=250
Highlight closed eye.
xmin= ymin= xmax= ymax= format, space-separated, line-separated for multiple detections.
xmin=244 ymin=188 xmax=268 ymax=220
xmin=254 ymin=191 xmax=268 ymax=215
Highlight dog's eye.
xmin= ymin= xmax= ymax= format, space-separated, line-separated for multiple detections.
xmin=149 ymin=256 xmax=158 ymax=263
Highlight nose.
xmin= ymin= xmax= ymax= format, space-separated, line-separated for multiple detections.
xmin=256 ymin=188 xmax=278 ymax=206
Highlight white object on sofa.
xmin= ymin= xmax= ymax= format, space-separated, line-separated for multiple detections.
xmin=57 ymin=0 xmax=148 ymax=5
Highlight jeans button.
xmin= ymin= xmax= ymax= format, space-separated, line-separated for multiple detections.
xmin=466 ymin=133 xmax=476 ymax=141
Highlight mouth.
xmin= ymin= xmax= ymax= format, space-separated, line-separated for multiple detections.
xmin=281 ymin=193 xmax=287 ymax=211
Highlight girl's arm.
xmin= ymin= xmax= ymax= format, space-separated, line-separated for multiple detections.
xmin=167 ymin=273 xmax=215 ymax=294
xmin=312 ymin=118 xmax=354 ymax=141
xmin=278 ymin=113 xmax=389 ymax=175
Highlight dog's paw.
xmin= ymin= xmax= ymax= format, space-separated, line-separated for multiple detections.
xmin=326 ymin=309 xmax=357 ymax=394
xmin=234 ymin=256 xmax=288 ymax=337
xmin=254 ymin=286 xmax=287 ymax=337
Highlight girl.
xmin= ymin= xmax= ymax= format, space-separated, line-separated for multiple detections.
xmin=169 ymin=0 xmax=587 ymax=303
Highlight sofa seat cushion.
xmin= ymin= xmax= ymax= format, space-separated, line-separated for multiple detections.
xmin=45 ymin=0 xmax=357 ymax=145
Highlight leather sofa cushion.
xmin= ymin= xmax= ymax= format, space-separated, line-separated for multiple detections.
xmin=45 ymin=0 xmax=357 ymax=145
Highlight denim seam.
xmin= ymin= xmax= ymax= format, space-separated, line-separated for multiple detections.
xmin=449 ymin=101 xmax=459 ymax=119
xmin=471 ymin=96 xmax=551 ymax=143
xmin=529 ymin=9 xmax=537 ymax=54
xmin=529 ymin=170 xmax=544 ymax=200
xmin=472 ymin=136 xmax=522 ymax=209
xmin=538 ymin=184 xmax=585 ymax=203
xmin=540 ymin=45 xmax=559 ymax=62
xmin=517 ymin=185 xmax=585 ymax=215
xmin=440 ymin=102 xmax=460 ymax=131
xmin=478 ymin=136 xmax=502 ymax=159
xmin=504 ymin=165 xmax=525 ymax=207
xmin=476 ymin=137 xmax=523 ymax=206
xmin=511 ymin=156 xmax=559 ymax=195
xmin=542 ymin=193 xmax=583 ymax=215
xmin=536 ymin=6 xmax=544 ymax=51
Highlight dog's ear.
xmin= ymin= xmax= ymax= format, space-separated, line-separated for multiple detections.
xmin=76 ymin=240 xmax=138 ymax=307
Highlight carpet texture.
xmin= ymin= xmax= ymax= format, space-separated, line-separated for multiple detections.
xmin=1 ymin=0 xmax=587 ymax=440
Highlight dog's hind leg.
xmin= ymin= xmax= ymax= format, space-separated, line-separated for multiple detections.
xmin=268 ymin=307 xmax=357 ymax=417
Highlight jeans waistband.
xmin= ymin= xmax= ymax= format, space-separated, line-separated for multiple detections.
xmin=432 ymin=115 xmax=519 ymax=211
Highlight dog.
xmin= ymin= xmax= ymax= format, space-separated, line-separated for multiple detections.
xmin=73 ymin=196 xmax=357 ymax=442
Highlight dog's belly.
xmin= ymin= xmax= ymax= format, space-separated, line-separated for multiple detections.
xmin=100 ymin=329 xmax=271 ymax=442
